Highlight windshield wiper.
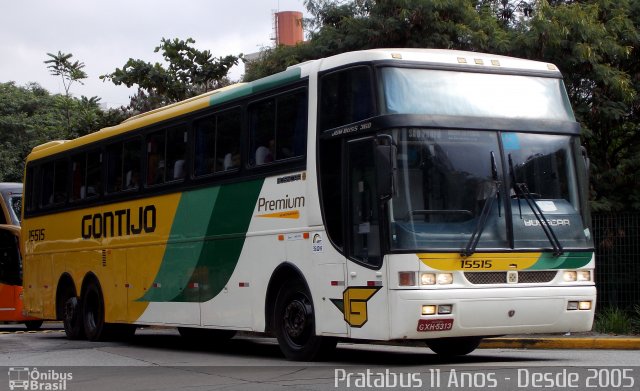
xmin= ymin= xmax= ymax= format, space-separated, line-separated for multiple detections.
xmin=508 ymin=154 xmax=564 ymax=256
xmin=462 ymin=152 xmax=500 ymax=257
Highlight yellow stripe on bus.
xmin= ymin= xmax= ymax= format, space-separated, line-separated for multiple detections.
xmin=418 ymin=252 xmax=542 ymax=271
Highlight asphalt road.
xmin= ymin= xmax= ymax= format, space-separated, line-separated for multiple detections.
xmin=1 ymin=323 xmax=638 ymax=390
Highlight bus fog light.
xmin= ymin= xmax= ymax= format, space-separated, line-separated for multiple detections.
xmin=399 ymin=272 xmax=416 ymax=286
xmin=422 ymin=305 xmax=437 ymax=315
xmin=437 ymin=273 xmax=453 ymax=285
xmin=420 ymin=273 xmax=436 ymax=285
xmin=567 ymin=301 xmax=578 ymax=310
xmin=438 ymin=304 xmax=453 ymax=314
xmin=563 ymin=271 xmax=577 ymax=282
xmin=579 ymin=301 xmax=592 ymax=310
xmin=577 ymin=270 xmax=591 ymax=281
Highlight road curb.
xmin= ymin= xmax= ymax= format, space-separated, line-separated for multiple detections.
xmin=480 ymin=337 xmax=640 ymax=350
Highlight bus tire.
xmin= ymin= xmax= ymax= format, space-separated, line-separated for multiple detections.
xmin=82 ymin=280 xmax=107 ymax=341
xmin=426 ymin=337 xmax=482 ymax=356
xmin=24 ymin=320 xmax=43 ymax=331
xmin=63 ymin=297 xmax=85 ymax=340
xmin=273 ymin=281 xmax=336 ymax=361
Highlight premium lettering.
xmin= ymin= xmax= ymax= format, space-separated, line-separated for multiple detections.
xmin=81 ymin=205 xmax=156 ymax=239
xmin=257 ymin=195 xmax=305 ymax=212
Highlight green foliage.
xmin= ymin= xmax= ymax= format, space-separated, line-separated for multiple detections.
xmin=594 ymin=306 xmax=634 ymax=334
xmin=0 ymin=82 xmax=127 ymax=182
xmin=101 ymin=38 xmax=240 ymax=113
xmin=246 ymin=0 xmax=640 ymax=211
xmin=44 ymin=51 xmax=88 ymax=97
xmin=44 ymin=51 xmax=90 ymax=132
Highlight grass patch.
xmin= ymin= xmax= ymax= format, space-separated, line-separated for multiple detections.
xmin=594 ymin=307 xmax=634 ymax=334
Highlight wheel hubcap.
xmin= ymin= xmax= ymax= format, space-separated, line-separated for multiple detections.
xmin=284 ymin=299 xmax=308 ymax=339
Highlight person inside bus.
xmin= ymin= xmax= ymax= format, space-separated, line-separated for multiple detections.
xmin=125 ymin=170 xmax=140 ymax=190
xmin=223 ymin=148 xmax=240 ymax=171
xmin=255 ymin=138 xmax=274 ymax=165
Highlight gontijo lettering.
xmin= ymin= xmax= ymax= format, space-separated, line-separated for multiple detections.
xmin=81 ymin=205 xmax=156 ymax=239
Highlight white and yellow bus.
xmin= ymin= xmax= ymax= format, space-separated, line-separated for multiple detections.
xmin=22 ymin=49 xmax=595 ymax=360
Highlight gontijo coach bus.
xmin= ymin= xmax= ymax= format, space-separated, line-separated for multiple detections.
xmin=22 ymin=49 xmax=595 ymax=360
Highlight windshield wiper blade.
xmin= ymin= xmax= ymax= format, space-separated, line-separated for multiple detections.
xmin=462 ymin=152 xmax=500 ymax=257
xmin=508 ymin=154 xmax=564 ymax=256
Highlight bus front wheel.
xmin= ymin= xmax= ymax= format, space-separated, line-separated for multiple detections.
xmin=273 ymin=281 xmax=336 ymax=361
xmin=426 ymin=337 xmax=482 ymax=356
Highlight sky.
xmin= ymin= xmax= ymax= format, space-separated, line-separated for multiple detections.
xmin=1 ymin=0 xmax=308 ymax=108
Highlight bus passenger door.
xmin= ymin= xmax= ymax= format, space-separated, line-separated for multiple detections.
xmin=344 ymin=138 xmax=389 ymax=340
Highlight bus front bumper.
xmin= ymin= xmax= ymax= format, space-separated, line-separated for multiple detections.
xmin=389 ymin=285 xmax=596 ymax=340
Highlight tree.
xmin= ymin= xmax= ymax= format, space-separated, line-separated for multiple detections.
xmin=44 ymin=51 xmax=89 ymax=131
xmin=0 ymin=82 xmax=127 ymax=182
xmin=44 ymin=51 xmax=88 ymax=98
xmin=101 ymin=38 xmax=240 ymax=113
xmin=245 ymin=0 xmax=640 ymax=211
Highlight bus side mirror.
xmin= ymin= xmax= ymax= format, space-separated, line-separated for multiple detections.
xmin=374 ymin=136 xmax=397 ymax=201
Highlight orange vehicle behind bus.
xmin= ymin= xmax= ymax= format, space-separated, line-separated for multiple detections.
xmin=0 ymin=182 xmax=43 ymax=330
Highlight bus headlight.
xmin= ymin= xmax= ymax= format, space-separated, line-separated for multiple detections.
xmin=577 ymin=270 xmax=592 ymax=281
xmin=420 ymin=273 xmax=436 ymax=285
xmin=422 ymin=305 xmax=437 ymax=315
xmin=436 ymin=273 xmax=453 ymax=285
xmin=563 ymin=271 xmax=577 ymax=282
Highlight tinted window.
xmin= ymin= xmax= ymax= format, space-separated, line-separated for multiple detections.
xmin=41 ymin=159 xmax=68 ymax=207
xmin=107 ymin=138 xmax=141 ymax=193
xmin=249 ymin=89 xmax=307 ymax=167
xmin=194 ymin=108 xmax=241 ymax=176
xmin=71 ymin=150 xmax=102 ymax=201
xmin=146 ymin=125 xmax=187 ymax=186
xmin=320 ymin=67 xmax=375 ymax=131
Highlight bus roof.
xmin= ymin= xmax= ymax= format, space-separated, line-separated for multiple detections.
xmin=26 ymin=49 xmax=561 ymax=162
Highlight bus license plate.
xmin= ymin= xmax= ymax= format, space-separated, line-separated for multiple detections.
xmin=417 ymin=318 xmax=454 ymax=332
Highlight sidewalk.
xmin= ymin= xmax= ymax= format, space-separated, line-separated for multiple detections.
xmin=479 ymin=332 xmax=640 ymax=350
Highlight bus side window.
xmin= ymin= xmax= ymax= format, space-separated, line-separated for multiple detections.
xmin=123 ymin=139 xmax=141 ymax=190
xmin=71 ymin=150 xmax=101 ymax=200
xmin=194 ymin=116 xmax=216 ymax=176
xmin=249 ymin=99 xmax=275 ymax=166
xmin=249 ymin=89 xmax=307 ymax=167
xmin=320 ymin=66 xmax=375 ymax=131
xmin=41 ymin=159 xmax=68 ymax=207
xmin=166 ymin=126 xmax=187 ymax=181
xmin=106 ymin=142 xmax=124 ymax=193
xmin=146 ymin=131 xmax=166 ymax=186
xmin=276 ymin=89 xmax=307 ymax=160
xmin=215 ymin=109 xmax=241 ymax=173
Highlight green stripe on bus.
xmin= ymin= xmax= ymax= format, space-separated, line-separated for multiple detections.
xmin=529 ymin=251 xmax=592 ymax=270
xmin=139 ymin=187 xmax=220 ymax=302
xmin=139 ymin=179 xmax=264 ymax=303
xmin=172 ymin=179 xmax=264 ymax=302
xmin=209 ymin=68 xmax=302 ymax=107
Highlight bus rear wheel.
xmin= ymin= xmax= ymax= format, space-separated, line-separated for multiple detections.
xmin=63 ymin=297 xmax=85 ymax=340
xmin=82 ymin=280 xmax=107 ymax=341
xmin=426 ymin=337 xmax=482 ymax=356
xmin=273 ymin=281 xmax=336 ymax=361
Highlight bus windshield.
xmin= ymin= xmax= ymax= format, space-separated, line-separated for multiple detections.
xmin=389 ymin=129 xmax=592 ymax=252
xmin=380 ymin=67 xmax=575 ymax=121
